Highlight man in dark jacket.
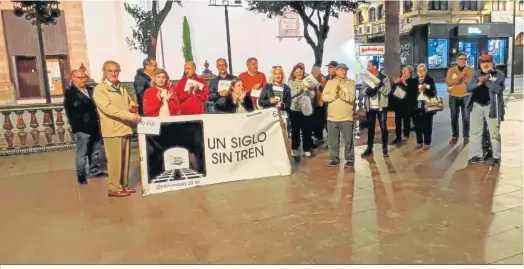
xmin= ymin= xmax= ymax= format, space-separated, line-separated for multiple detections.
xmin=133 ymin=58 xmax=157 ymax=115
xmin=63 ymin=69 xmax=107 ymax=184
xmin=466 ymin=54 xmax=505 ymax=165
xmin=208 ymin=58 xmax=236 ymax=113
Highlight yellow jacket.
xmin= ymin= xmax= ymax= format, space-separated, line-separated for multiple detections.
xmin=322 ymin=78 xmax=356 ymax=122
xmin=446 ymin=66 xmax=474 ymax=97
xmin=93 ymin=81 xmax=137 ymax=138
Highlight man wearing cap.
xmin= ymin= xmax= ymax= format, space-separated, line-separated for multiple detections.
xmin=324 ymin=61 xmax=338 ymax=82
xmin=466 ymin=54 xmax=505 ymax=165
xmin=322 ymin=63 xmax=357 ymax=168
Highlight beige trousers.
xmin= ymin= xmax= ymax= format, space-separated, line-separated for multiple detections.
xmin=103 ymin=136 xmax=131 ymax=193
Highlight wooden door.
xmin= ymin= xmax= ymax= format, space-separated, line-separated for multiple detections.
xmin=15 ymin=56 xmax=41 ymax=99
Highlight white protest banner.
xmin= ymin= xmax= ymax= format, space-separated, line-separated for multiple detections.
xmin=138 ymin=108 xmax=291 ymax=195
xmin=137 ymin=117 xmax=161 ymax=135
xmin=184 ymin=79 xmax=205 ymax=92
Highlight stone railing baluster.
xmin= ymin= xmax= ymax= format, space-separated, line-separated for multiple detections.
xmin=15 ymin=110 xmax=28 ymax=148
xmin=54 ymin=108 xmax=66 ymax=144
xmin=42 ymin=109 xmax=54 ymax=146
xmin=2 ymin=111 xmax=14 ymax=150
xmin=28 ymin=110 xmax=41 ymax=147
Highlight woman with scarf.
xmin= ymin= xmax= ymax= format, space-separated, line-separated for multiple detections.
xmin=413 ymin=64 xmax=437 ymax=149
xmin=143 ymin=69 xmax=180 ymax=116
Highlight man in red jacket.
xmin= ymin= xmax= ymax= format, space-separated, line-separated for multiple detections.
xmin=175 ymin=61 xmax=209 ymax=115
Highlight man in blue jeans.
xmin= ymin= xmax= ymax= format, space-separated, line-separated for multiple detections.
xmin=64 ymin=69 xmax=107 ymax=184
xmin=466 ymin=54 xmax=505 ymax=165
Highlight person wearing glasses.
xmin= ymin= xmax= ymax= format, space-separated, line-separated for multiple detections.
xmin=466 ymin=54 xmax=505 ymax=165
xmin=446 ymin=52 xmax=475 ymax=145
xmin=64 ymin=69 xmax=107 ymax=185
xmin=93 ymin=61 xmax=141 ymax=197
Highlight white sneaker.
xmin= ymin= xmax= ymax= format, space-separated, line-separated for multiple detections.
xmin=292 ymin=150 xmax=300 ymax=157
xmin=304 ymin=151 xmax=312 ymax=157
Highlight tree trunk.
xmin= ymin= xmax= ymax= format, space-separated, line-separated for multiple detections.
xmin=147 ymin=37 xmax=157 ymax=59
xmin=313 ymin=45 xmax=323 ymax=67
xmin=384 ymin=0 xmax=400 ymax=79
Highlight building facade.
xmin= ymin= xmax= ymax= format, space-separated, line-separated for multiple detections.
xmin=0 ymin=1 xmax=89 ymax=106
xmin=354 ymin=0 xmax=524 ymax=80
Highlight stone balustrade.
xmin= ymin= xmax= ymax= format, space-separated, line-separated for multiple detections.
xmin=0 ymin=105 xmax=75 ymax=156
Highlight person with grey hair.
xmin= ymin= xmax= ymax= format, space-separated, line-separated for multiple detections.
xmin=466 ymin=54 xmax=505 ymax=165
xmin=390 ymin=65 xmax=417 ymax=144
xmin=64 ymin=69 xmax=107 ymax=185
xmin=412 ymin=63 xmax=437 ymax=149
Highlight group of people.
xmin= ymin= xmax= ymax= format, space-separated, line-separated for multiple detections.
xmin=63 ymin=53 xmax=506 ymax=198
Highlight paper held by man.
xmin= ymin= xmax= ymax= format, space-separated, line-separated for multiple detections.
xmin=361 ymin=71 xmax=381 ymax=89
xmin=302 ymin=74 xmax=321 ymax=88
xmin=184 ymin=79 xmax=205 ymax=92
xmin=218 ymin=80 xmax=232 ymax=92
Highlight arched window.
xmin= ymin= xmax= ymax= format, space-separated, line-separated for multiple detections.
xmin=428 ymin=0 xmax=448 ymax=10
xmin=377 ymin=4 xmax=384 ymax=20
xmin=357 ymin=10 xmax=364 ymax=24
xmin=492 ymin=0 xmax=507 ymax=11
xmin=369 ymin=7 xmax=376 ymax=22
xmin=404 ymin=0 xmax=413 ymax=13
xmin=460 ymin=0 xmax=479 ymax=10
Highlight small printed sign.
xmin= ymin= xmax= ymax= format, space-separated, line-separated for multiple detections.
xmin=137 ymin=117 xmax=161 ymax=135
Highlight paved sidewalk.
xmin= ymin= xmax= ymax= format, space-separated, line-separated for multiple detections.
xmin=0 ymin=79 xmax=522 ymax=264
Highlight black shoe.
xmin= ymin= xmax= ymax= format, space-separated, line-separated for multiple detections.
xmin=382 ymin=146 xmax=389 ymax=157
xmin=391 ymin=138 xmax=401 ymax=145
xmin=361 ymin=148 xmax=373 ymax=158
xmin=463 ymin=137 xmax=470 ymax=145
xmin=90 ymin=172 xmax=108 ymax=178
xmin=344 ymin=161 xmax=354 ymax=168
xmin=77 ymin=174 xmax=88 ymax=184
xmin=314 ymin=139 xmax=324 ymax=146
xmin=491 ymin=158 xmax=501 ymax=166
xmin=468 ymin=156 xmax=484 ymax=164
xmin=328 ymin=160 xmax=340 ymax=167
xmin=483 ymin=149 xmax=493 ymax=161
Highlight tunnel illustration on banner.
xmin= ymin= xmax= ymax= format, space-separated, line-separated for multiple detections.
xmin=150 ymin=147 xmax=205 ymax=184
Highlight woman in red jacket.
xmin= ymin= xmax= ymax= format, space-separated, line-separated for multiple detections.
xmin=143 ymin=69 xmax=180 ymax=116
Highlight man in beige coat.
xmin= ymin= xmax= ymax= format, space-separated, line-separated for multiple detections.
xmin=446 ymin=52 xmax=475 ymax=145
xmin=93 ymin=60 xmax=141 ymax=197
xmin=322 ymin=63 xmax=356 ymax=168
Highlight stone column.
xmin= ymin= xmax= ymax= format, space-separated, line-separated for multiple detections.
xmin=0 ymin=11 xmax=16 ymax=105
xmin=62 ymin=1 xmax=90 ymax=77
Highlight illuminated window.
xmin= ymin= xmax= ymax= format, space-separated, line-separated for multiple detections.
xmin=427 ymin=39 xmax=450 ymax=69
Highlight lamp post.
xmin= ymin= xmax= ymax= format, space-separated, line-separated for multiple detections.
xmin=510 ymin=0 xmax=517 ymax=93
xmin=208 ymin=0 xmax=242 ymax=75
xmin=12 ymin=1 xmax=61 ymax=104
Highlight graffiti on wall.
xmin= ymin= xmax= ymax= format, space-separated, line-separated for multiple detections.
xmin=400 ymin=43 xmax=411 ymax=65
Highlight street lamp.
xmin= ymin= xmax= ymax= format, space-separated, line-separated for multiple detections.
xmin=12 ymin=1 xmax=61 ymax=104
xmin=209 ymin=0 xmax=242 ymax=75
